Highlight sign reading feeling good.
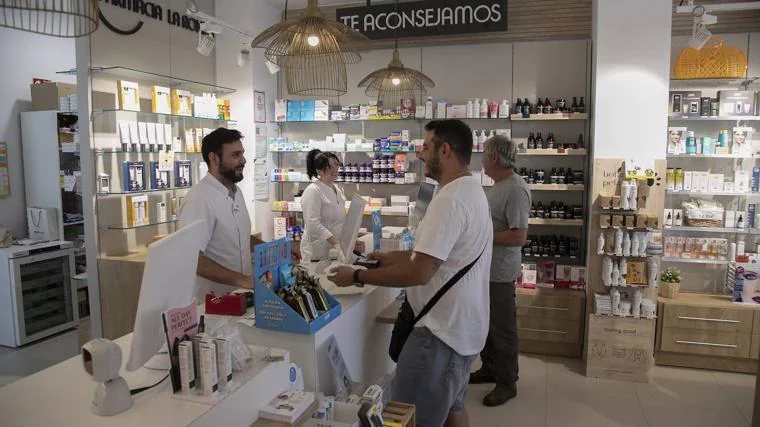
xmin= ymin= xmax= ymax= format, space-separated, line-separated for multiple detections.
xmin=336 ymin=0 xmax=508 ymax=40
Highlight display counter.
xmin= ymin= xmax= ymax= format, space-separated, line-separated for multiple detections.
xmin=0 ymin=333 xmax=291 ymax=427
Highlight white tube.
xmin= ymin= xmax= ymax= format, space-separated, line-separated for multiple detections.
xmin=623 ymin=232 xmax=632 ymax=257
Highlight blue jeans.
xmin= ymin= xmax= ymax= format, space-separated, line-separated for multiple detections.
xmin=392 ymin=327 xmax=476 ymax=427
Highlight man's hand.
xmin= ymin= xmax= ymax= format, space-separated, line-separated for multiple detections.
xmin=366 ymin=252 xmax=388 ymax=266
xmin=327 ymin=266 xmax=357 ymax=288
xmin=235 ymin=274 xmax=253 ymax=289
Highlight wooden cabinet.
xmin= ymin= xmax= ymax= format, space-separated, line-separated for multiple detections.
xmin=516 ymin=287 xmax=585 ymax=357
xmin=656 ymin=293 xmax=760 ymax=373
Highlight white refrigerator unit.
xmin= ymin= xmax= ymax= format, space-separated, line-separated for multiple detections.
xmin=0 ymin=241 xmax=78 ymax=347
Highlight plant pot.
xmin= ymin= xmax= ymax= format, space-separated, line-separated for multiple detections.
xmin=660 ymin=281 xmax=681 ymax=299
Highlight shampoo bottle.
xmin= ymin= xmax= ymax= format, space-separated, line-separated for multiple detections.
xmin=480 ymin=98 xmax=488 ymax=118
xmin=425 ymin=96 xmax=434 ymax=119
xmin=619 ymin=258 xmax=628 ymax=286
xmin=597 ymin=233 xmax=605 ymax=255
xmin=499 ymin=100 xmax=509 ymax=118
xmin=623 ymin=232 xmax=632 ymax=257
xmin=473 ymin=98 xmax=481 ymax=118
xmin=467 ymin=98 xmax=474 ymax=119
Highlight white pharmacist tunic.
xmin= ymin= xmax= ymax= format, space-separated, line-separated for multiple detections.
xmin=178 ymin=174 xmax=252 ymax=301
xmin=300 ymin=180 xmax=346 ymax=262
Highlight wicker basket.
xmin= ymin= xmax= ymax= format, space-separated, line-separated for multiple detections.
xmin=673 ymin=36 xmax=748 ymax=79
xmin=660 ymin=281 xmax=681 ymax=299
xmin=685 ymin=218 xmax=723 ymax=227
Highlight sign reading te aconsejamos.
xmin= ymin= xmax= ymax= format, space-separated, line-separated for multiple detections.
xmin=336 ymin=0 xmax=508 ymax=40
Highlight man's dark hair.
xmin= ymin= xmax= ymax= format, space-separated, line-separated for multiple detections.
xmin=202 ymin=128 xmax=244 ymax=166
xmin=424 ymin=119 xmax=473 ymax=164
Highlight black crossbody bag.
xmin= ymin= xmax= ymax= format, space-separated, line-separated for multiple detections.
xmin=389 ymin=247 xmax=485 ymax=363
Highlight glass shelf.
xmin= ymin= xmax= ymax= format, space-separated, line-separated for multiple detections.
xmin=666 ymin=153 xmax=755 ymax=159
xmin=104 ymin=220 xmax=178 ymax=230
xmin=94 ymin=108 xmax=236 ymax=124
xmin=97 ymin=187 xmax=191 ymax=196
xmin=274 ymin=181 xmax=420 ymax=185
xmin=664 ymin=225 xmax=749 ymax=234
xmin=670 ymin=77 xmax=759 ymax=89
xmin=668 ymin=116 xmax=760 ymax=121
xmin=661 ymin=257 xmax=729 ymax=265
xmin=96 ymin=149 xmax=202 ymax=155
xmin=57 ymin=66 xmax=236 ymax=95
xmin=275 ymin=117 xmax=511 ymax=124
xmin=666 ymin=190 xmax=760 ymax=197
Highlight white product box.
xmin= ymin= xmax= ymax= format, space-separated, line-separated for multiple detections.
xmin=415 ymin=106 xmax=426 ymax=118
xmin=736 ymin=171 xmax=750 ymax=193
xmin=178 ymin=341 xmax=195 ymax=391
xmin=273 ymin=217 xmax=287 ymax=239
xmin=698 ymin=172 xmax=710 ymax=192
xmin=199 ymin=338 xmax=218 ymax=396
xmin=405 ymin=173 xmax=417 ymax=183
xmin=391 ymin=195 xmax=410 ymax=206
xmin=726 ymin=210 xmax=736 ymax=228
xmin=275 ymin=99 xmax=286 ymax=122
xmin=447 ymin=104 xmax=467 ymax=118
xmin=674 ymin=209 xmax=683 ymax=226
xmin=709 ymin=174 xmax=725 ymax=193
xmin=156 ymin=201 xmax=167 ymax=222
xmin=401 ymin=130 xmax=410 ymax=143
xmin=725 ymin=182 xmax=735 ymax=193
xmin=315 ymin=110 xmax=329 ymax=121
xmin=664 ymin=209 xmax=673 ymax=226
xmin=683 ymin=171 xmax=693 ymax=191
xmin=359 ymin=105 xmax=369 ymax=120
xmin=315 ymin=100 xmax=329 ymax=110
xmin=436 ymin=99 xmax=448 ymax=119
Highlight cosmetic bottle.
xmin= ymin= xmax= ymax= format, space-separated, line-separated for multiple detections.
xmin=611 ymin=263 xmax=620 ymax=289
xmin=556 ymin=98 xmax=566 ymax=112
xmin=536 ymin=98 xmax=544 ymax=114
xmin=536 ymin=132 xmax=544 ymax=149
xmin=615 ymin=229 xmax=624 ymax=256
xmin=544 ymin=97 xmax=553 ymax=114
xmin=631 ymin=232 xmax=640 ymax=255
xmin=473 ymin=98 xmax=481 ymax=119
xmin=547 ymin=133 xmax=555 ymax=149
xmin=499 ymin=100 xmax=509 ymax=118
xmin=535 ymin=169 xmax=545 ymax=183
xmin=621 ymin=182 xmax=631 ymax=210
xmin=623 ymin=232 xmax=632 ymax=257
xmin=467 ymin=98 xmax=474 ymax=119
xmin=571 ymin=97 xmax=579 ymax=113
xmin=514 ymin=98 xmax=523 ymax=115
xmin=425 ymin=96 xmax=433 ymax=119
xmin=522 ymin=99 xmax=531 ymax=118
xmin=579 ymin=97 xmax=586 ymax=113
xmin=686 ymin=131 xmax=697 ymax=155
xmin=527 ymin=133 xmax=536 ymax=149
xmin=577 ymin=134 xmax=585 ymax=149
xmin=603 ymin=256 xmax=613 ymax=286
xmin=619 ymin=258 xmax=628 ymax=286
xmin=472 ymin=130 xmax=478 ymax=150
xmin=597 ymin=233 xmax=605 ymax=255
xmin=558 ymin=168 xmax=566 ymax=184
xmin=480 ymin=98 xmax=489 ymax=118
xmin=478 ymin=130 xmax=486 ymax=149
xmin=550 ymin=168 xmax=559 ymax=184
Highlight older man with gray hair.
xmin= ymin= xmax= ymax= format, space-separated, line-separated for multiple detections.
xmin=469 ymin=133 xmax=531 ymax=407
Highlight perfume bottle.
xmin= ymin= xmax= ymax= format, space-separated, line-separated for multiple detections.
xmin=544 ymin=97 xmax=553 ymax=114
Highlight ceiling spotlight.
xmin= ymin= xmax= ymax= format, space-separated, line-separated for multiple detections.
xmin=688 ymin=6 xmax=716 ymax=50
xmin=391 ymin=77 xmax=401 ymax=86
xmin=197 ymin=31 xmax=215 ymax=56
xmin=307 ymin=35 xmax=320 ymax=47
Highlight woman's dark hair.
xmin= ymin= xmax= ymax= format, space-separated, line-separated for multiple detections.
xmin=306 ymin=149 xmax=340 ymax=180
xmin=202 ymin=127 xmax=243 ymax=166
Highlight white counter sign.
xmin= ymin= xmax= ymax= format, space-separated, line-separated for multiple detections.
xmin=337 ymin=0 xmax=508 ymax=40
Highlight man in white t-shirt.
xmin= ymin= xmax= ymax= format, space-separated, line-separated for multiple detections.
xmin=329 ymin=120 xmax=493 ymax=427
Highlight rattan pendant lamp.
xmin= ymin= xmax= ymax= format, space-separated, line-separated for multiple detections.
xmin=357 ymin=0 xmax=434 ymax=112
xmin=251 ymin=0 xmax=368 ymax=96
xmin=0 ymin=0 xmax=98 ymax=37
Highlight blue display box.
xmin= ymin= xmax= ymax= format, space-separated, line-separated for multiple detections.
xmin=254 ymin=239 xmax=341 ymax=335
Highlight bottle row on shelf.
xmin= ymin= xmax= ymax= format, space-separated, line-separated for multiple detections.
xmin=522 ymin=234 xmax=580 ymax=258
xmin=517 ymin=260 xmax=586 ymax=290
xmin=520 ymin=132 xmax=585 ymax=150
xmin=667 ymin=126 xmax=753 ymax=156
xmin=114 ymin=79 xmax=231 ymax=120
xmin=517 ymin=167 xmax=584 ymax=186
xmin=597 ymin=229 xmax=659 ymax=258
xmin=666 ymin=167 xmax=756 ymax=194
xmin=663 ymin=236 xmax=730 ymax=262
xmin=668 ymin=89 xmax=758 ymax=119
xmin=601 ymin=255 xmax=658 ymax=288
xmin=514 ymin=96 xmax=586 ymax=117
xmin=530 ymin=201 xmax=583 ymax=221
xmin=594 ymin=289 xmax=656 ymax=319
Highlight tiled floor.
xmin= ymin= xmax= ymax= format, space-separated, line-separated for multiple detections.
xmin=0 ymin=336 xmax=756 ymax=426
xmin=465 ymin=354 xmax=756 ymax=427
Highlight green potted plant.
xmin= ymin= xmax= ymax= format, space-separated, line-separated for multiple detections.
xmin=660 ymin=267 xmax=682 ymax=299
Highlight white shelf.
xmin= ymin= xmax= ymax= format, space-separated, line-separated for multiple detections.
xmin=511 ymin=113 xmax=588 ymax=121
xmin=272 ymin=209 xmax=408 ymax=218
xmin=519 ymin=149 xmax=587 ymax=156
xmin=668 ymin=116 xmax=760 ymax=121
xmin=529 ymin=184 xmax=584 ymax=191
xmin=666 ymin=154 xmax=756 ymax=159
xmin=666 ymin=190 xmax=758 ymax=197
xmin=529 ymin=218 xmax=583 ymax=226
xmin=661 ymin=257 xmax=729 ymax=265
xmin=602 ymin=253 xmax=655 ymax=258
xmin=600 ymin=226 xmax=655 ymax=232
xmin=664 ymin=225 xmax=748 ymax=234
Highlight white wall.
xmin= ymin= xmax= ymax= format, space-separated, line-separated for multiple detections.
xmin=0 ymin=28 xmax=75 ymax=238
xmin=591 ymin=0 xmax=672 ymax=161
xmin=215 ymin=0 xmax=282 ymax=240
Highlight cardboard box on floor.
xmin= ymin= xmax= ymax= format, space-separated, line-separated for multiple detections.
xmin=586 ymin=315 xmax=655 ymax=382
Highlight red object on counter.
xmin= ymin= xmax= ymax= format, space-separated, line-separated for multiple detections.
xmin=205 ymin=292 xmax=247 ymax=316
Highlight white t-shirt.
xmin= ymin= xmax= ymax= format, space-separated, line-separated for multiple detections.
xmin=300 ymin=180 xmax=346 ymax=262
xmin=408 ymin=175 xmax=493 ymax=356
xmin=177 ymin=174 xmax=252 ymax=301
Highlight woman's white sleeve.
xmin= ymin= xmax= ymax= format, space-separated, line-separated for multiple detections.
xmin=302 ymin=187 xmax=334 ymax=241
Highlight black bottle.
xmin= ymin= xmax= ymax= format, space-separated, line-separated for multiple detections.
xmin=536 ymin=98 xmax=544 ymax=114
xmin=558 ymin=167 xmax=566 ymax=184
xmin=527 ymin=170 xmax=535 ymax=184
xmin=515 ymin=98 xmax=523 ymax=115
xmin=536 ymin=132 xmax=544 ymax=149
xmin=527 ymin=132 xmax=536 ymax=149
xmin=519 ymin=167 xmax=529 ymax=182
xmin=550 ymin=167 xmax=559 ymax=184
xmin=523 ymin=99 xmax=532 ymax=115
xmin=577 ymin=134 xmax=585 ymax=149
xmin=579 ymin=96 xmax=586 ymax=113
xmin=530 ymin=202 xmax=537 ymax=218
xmin=550 ymin=236 xmax=558 ymax=256
xmin=558 ymin=236 xmax=567 ymax=256
xmin=547 ymin=132 xmax=555 ymax=149
xmin=535 ymin=168 xmax=545 ymax=183
xmin=566 ymin=168 xmax=575 ymax=184
xmin=535 ymin=201 xmax=544 ymax=218
xmin=571 ymin=97 xmax=579 ymax=113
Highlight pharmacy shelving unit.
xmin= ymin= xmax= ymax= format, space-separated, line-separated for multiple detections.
xmin=656 ymin=76 xmax=760 ymax=374
xmin=20 ymin=110 xmax=89 ymax=320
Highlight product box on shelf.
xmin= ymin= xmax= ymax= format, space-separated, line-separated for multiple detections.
xmin=151 ymin=85 xmax=171 ymax=114
xmin=118 ymin=80 xmax=141 ymax=111
xmin=275 ymin=99 xmax=287 ymax=122
xmin=126 ymin=194 xmax=149 ymax=227
xmin=586 ymin=315 xmax=655 ymax=382
xmin=171 ymin=88 xmax=193 ymax=116
xmin=150 ymin=160 xmax=170 ymax=190
xmin=254 ymin=239 xmax=341 ymax=335
xmin=122 ymin=161 xmax=146 ymax=192
xmin=718 ymin=90 xmax=756 ymax=116
xmin=175 ymin=160 xmax=192 ymax=188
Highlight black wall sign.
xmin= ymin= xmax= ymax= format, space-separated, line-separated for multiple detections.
xmin=99 ymin=0 xmax=200 ymax=35
xmin=336 ymin=0 xmax=508 ymax=40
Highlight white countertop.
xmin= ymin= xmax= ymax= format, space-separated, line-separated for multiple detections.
xmin=0 ymin=333 xmax=290 ymax=427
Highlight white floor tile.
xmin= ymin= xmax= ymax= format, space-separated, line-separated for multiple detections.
xmin=713 ymin=371 xmax=756 ymax=424
xmin=547 ymin=392 xmax=648 ymax=427
xmin=466 ymin=382 xmax=547 ymax=427
xmin=548 ymin=357 xmax=639 ymax=400
xmin=641 ymin=403 xmax=750 ymax=427
xmin=635 ymin=370 xmax=735 ymax=410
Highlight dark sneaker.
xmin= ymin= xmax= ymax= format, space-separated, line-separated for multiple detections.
xmin=469 ymin=370 xmax=496 ymax=384
xmin=483 ymin=384 xmax=517 ymax=407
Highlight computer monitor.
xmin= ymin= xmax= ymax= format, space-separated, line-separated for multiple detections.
xmin=339 ymin=194 xmax=367 ymax=264
xmin=414 ymin=182 xmax=436 ymax=218
xmin=126 ymin=220 xmax=206 ymax=372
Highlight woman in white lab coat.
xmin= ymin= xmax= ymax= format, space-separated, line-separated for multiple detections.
xmin=300 ymin=149 xmax=346 ymax=262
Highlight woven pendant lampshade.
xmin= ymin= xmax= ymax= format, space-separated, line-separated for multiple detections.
xmin=1 ymin=0 xmax=98 ymax=37
xmin=358 ymin=46 xmax=435 ymax=112
xmin=251 ymin=0 xmax=367 ymax=96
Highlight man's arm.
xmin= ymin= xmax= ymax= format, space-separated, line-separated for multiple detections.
xmin=367 ymin=250 xmax=412 ymax=267
xmin=330 ymin=251 xmax=441 ymax=289
xmin=196 ymin=252 xmax=251 ymax=289
xmin=493 ymin=228 xmax=528 ymax=247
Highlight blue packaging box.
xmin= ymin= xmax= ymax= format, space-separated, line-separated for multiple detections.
xmin=752 ymin=167 xmax=760 ymax=193
xmin=749 ymin=204 xmax=756 ymax=228
xmin=300 ymin=100 xmax=315 ymax=111
xmin=287 ymin=100 xmax=301 ymax=112
xmin=287 ymin=110 xmax=301 ymax=122
xmin=300 ymin=110 xmax=315 ymax=121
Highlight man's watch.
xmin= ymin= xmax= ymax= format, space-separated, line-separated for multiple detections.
xmin=353 ymin=269 xmax=365 ymax=287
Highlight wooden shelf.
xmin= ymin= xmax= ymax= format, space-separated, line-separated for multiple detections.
xmin=519 ymin=149 xmax=587 ymax=156
xmin=529 ymin=184 xmax=584 ymax=191
xmin=529 ymin=218 xmax=583 ymax=226
xmin=511 ymin=113 xmax=588 ymax=121
xmin=664 ymin=225 xmax=749 ymax=234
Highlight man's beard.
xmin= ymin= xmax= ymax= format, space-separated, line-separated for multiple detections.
xmin=220 ymin=164 xmax=244 ymax=183
xmin=424 ymin=150 xmax=442 ymax=181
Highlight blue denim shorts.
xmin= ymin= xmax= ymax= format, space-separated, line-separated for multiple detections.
xmin=392 ymin=327 xmax=477 ymax=427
